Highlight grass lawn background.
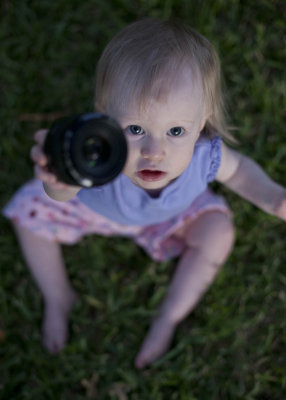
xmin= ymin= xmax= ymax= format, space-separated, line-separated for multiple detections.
xmin=0 ymin=1 xmax=285 ymax=399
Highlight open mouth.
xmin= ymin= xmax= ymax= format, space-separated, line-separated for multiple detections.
xmin=137 ymin=170 xmax=167 ymax=182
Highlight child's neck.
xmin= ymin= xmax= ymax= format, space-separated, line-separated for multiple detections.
xmin=145 ymin=188 xmax=162 ymax=198
xmin=144 ymin=177 xmax=178 ymax=198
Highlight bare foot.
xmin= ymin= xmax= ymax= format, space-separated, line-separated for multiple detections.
xmin=135 ymin=316 xmax=176 ymax=369
xmin=42 ymin=290 xmax=77 ymax=354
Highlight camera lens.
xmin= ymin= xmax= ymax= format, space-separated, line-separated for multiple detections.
xmin=44 ymin=113 xmax=127 ymax=187
xmin=82 ymin=137 xmax=109 ymax=167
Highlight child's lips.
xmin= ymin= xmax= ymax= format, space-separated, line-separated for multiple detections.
xmin=136 ymin=169 xmax=167 ymax=182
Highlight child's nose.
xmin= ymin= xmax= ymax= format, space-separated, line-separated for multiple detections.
xmin=141 ymin=136 xmax=166 ymax=161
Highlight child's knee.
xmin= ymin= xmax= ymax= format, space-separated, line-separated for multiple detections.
xmin=186 ymin=211 xmax=235 ymax=265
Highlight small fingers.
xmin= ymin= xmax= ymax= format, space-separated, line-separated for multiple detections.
xmin=30 ymin=129 xmax=49 ymax=166
xmin=30 ymin=145 xmax=48 ymax=166
xmin=32 ymin=128 xmax=81 ymax=193
xmin=34 ymin=165 xmax=77 ymax=192
xmin=34 ymin=164 xmax=56 ymax=184
xmin=275 ymin=194 xmax=286 ymax=221
xmin=34 ymin=129 xmax=48 ymax=145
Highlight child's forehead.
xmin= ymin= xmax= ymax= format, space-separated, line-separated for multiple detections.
xmin=107 ymin=65 xmax=205 ymax=118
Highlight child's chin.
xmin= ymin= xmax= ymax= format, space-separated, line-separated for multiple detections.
xmin=139 ymin=181 xmax=171 ymax=197
xmin=138 ymin=179 xmax=168 ymax=189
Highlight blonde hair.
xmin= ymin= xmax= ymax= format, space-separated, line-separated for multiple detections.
xmin=95 ymin=18 xmax=234 ymax=142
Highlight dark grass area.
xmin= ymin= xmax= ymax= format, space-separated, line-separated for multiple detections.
xmin=1 ymin=1 xmax=286 ymax=399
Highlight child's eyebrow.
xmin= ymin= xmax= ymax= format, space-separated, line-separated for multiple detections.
xmin=166 ymin=120 xmax=194 ymax=126
xmin=120 ymin=116 xmax=194 ymax=123
xmin=116 ymin=115 xmax=140 ymax=124
xmin=178 ymin=120 xmax=194 ymax=124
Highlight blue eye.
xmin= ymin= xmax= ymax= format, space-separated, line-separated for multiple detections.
xmin=127 ymin=125 xmax=144 ymax=135
xmin=168 ymin=127 xmax=185 ymax=137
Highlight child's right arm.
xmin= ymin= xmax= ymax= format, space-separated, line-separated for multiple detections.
xmin=31 ymin=129 xmax=81 ymax=202
xmin=216 ymin=142 xmax=286 ymax=221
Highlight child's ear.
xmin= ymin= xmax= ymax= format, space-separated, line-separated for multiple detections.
xmin=199 ymin=116 xmax=208 ymax=131
xmin=200 ymin=120 xmax=206 ymax=131
xmin=200 ymin=110 xmax=212 ymax=132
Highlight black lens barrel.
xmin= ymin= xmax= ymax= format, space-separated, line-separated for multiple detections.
xmin=44 ymin=113 xmax=127 ymax=187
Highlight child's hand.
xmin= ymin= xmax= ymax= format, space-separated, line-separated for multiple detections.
xmin=30 ymin=129 xmax=81 ymax=201
xmin=274 ymin=192 xmax=286 ymax=221
xmin=30 ymin=129 xmax=56 ymax=185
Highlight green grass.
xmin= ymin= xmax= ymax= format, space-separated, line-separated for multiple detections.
xmin=1 ymin=1 xmax=286 ymax=399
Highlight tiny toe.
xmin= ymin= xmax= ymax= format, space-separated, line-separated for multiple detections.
xmin=43 ymin=334 xmax=65 ymax=354
xmin=135 ymin=353 xmax=147 ymax=369
xmin=135 ymin=319 xmax=176 ymax=368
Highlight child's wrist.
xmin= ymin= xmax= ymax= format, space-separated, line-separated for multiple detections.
xmin=273 ymin=190 xmax=286 ymax=221
xmin=43 ymin=182 xmax=80 ymax=202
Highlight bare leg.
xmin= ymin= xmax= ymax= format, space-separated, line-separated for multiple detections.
xmin=135 ymin=211 xmax=235 ymax=369
xmin=13 ymin=223 xmax=77 ymax=353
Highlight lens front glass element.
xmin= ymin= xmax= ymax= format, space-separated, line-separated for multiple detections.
xmin=82 ymin=136 xmax=110 ymax=168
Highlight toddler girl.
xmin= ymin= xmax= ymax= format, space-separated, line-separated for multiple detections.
xmin=3 ymin=18 xmax=286 ymax=369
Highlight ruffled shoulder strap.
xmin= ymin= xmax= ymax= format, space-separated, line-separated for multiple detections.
xmin=206 ymin=136 xmax=222 ymax=183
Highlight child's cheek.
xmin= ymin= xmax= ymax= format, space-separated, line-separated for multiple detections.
xmin=122 ymin=141 xmax=137 ymax=176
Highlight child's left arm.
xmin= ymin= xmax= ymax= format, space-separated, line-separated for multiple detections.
xmin=216 ymin=142 xmax=286 ymax=221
